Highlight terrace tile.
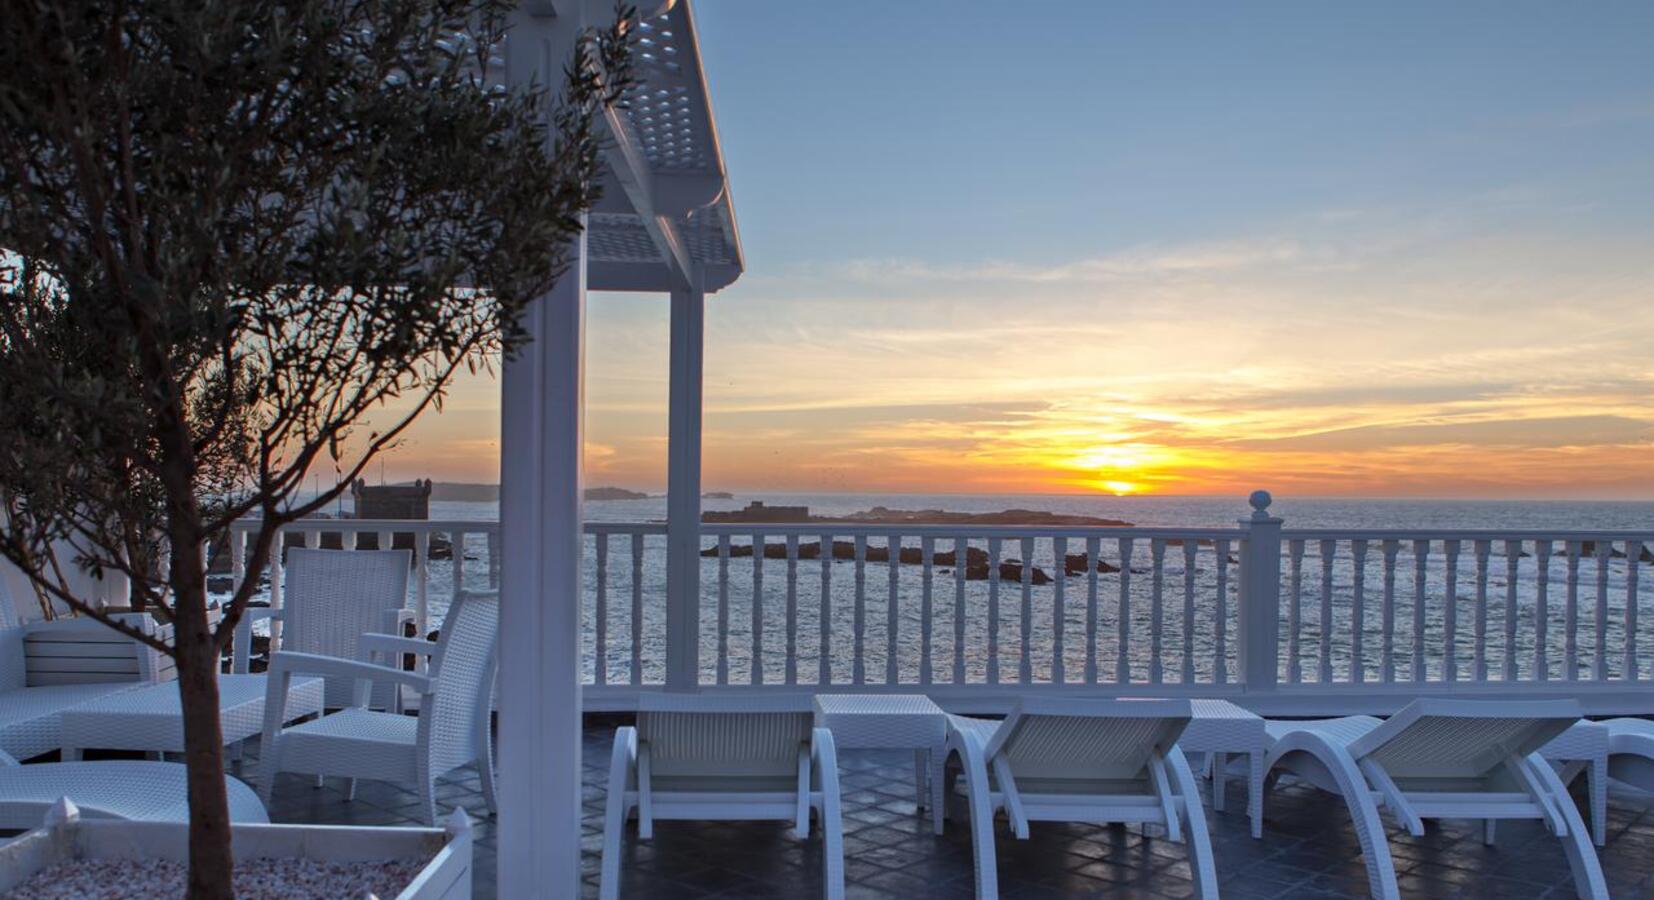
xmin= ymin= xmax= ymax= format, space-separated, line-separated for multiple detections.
xmin=251 ymin=719 xmax=1654 ymax=899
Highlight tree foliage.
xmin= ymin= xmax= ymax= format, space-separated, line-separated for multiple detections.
xmin=0 ymin=0 xmax=634 ymax=894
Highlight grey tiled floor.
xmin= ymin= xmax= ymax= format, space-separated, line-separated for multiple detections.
xmin=267 ymin=719 xmax=1654 ymax=899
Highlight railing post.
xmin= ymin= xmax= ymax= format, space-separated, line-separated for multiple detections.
xmin=1238 ymin=490 xmax=1283 ymax=692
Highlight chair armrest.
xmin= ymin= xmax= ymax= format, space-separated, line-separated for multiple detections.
xmin=359 ymin=633 xmax=438 ymax=661
xmin=267 ymin=650 xmax=435 ymax=696
xmin=0 ymin=749 xmax=18 ymax=767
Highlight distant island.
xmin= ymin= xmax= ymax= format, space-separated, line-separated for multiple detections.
xmin=704 ymin=501 xmax=1131 ymax=528
xmin=585 ymin=486 xmax=651 ymax=501
xmin=703 ymin=491 xmax=735 ymax=499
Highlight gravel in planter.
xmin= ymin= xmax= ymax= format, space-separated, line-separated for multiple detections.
xmin=7 ymin=856 xmax=428 ymax=898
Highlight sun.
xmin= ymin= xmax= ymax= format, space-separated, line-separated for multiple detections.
xmin=1098 ymin=479 xmax=1139 ymax=496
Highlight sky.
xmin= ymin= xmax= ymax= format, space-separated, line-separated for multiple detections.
xmin=380 ymin=0 xmax=1654 ymax=499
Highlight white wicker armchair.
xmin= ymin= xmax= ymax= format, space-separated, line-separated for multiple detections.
xmin=234 ymin=547 xmax=414 ymax=710
xmin=256 ymin=589 xmax=499 ymax=826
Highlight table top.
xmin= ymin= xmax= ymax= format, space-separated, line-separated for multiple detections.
xmin=61 ymin=674 xmax=322 ymax=720
xmin=812 ymin=694 xmax=945 ymax=717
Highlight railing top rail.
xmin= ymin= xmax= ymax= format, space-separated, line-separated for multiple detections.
xmin=696 ymin=523 xmax=1247 ymax=540
xmin=1281 ymin=528 xmax=1654 ymax=542
xmin=229 ymin=518 xmax=503 ymax=533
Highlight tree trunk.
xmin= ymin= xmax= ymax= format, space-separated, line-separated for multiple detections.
xmin=173 ymin=559 xmax=235 ymax=898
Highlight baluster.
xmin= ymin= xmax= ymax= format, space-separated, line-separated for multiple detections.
xmin=1442 ymin=540 xmax=1460 ymax=683
xmin=1627 ymin=541 xmax=1643 ymax=681
xmin=1381 ymin=540 xmax=1400 ymax=683
xmin=1535 ymin=540 xmax=1552 ymax=681
xmin=987 ymin=537 xmax=1002 ymax=684
xmin=1564 ymin=542 xmax=1581 ymax=681
xmin=345 ymin=529 xmax=358 ymax=551
xmin=716 ymin=534 xmax=730 ymax=685
xmin=1019 ymin=536 xmax=1034 ymax=684
xmin=594 ymin=534 xmax=609 ymax=686
xmin=954 ymin=537 xmax=968 ymax=684
xmin=819 ymin=532 xmax=833 ymax=686
xmin=750 ymin=532 xmax=765 ymax=685
xmin=887 ymin=534 xmax=900 ymax=684
xmin=853 ymin=535 xmax=867 ymax=684
xmin=229 ymin=530 xmax=249 ymax=673
xmin=920 ymin=536 xmax=935 ymax=686
xmin=1412 ymin=540 xmax=1429 ymax=683
xmin=451 ymin=530 xmax=467 ymax=611
xmin=1214 ymin=539 xmax=1230 ymax=685
xmin=631 ymin=533 xmax=645 ymax=686
xmin=414 ymin=531 xmax=431 ymax=636
xmin=1350 ymin=540 xmax=1368 ymax=683
xmin=1504 ymin=540 xmax=1520 ymax=681
xmin=1084 ymin=536 xmax=1101 ymax=684
xmin=486 ymin=530 xmax=501 ymax=589
xmin=1594 ymin=542 xmax=1610 ymax=680
xmin=1179 ymin=541 xmax=1196 ymax=684
xmin=1287 ymin=540 xmax=1305 ymax=683
xmin=1149 ymin=540 xmax=1167 ymax=685
xmin=269 ymin=532 xmax=285 ymax=649
xmin=1052 ymin=536 xmax=1067 ymax=684
xmin=1318 ymin=540 xmax=1335 ymax=683
xmin=785 ymin=535 xmax=799 ymax=685
xmin=1116 ymin=538 xmax=1134 ymax=682
xmin=1474 ymin=540 xmax=1492 ymax=681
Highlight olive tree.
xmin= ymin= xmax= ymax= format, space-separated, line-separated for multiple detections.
xmin=0 ymin=0 xmax=633 ymax=895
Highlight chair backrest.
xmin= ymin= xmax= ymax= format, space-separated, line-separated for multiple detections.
xmin=1348 ymin=698 xmax=1583 ymax=779
xmin=422 ymin=590 xmax=500 ymax=775
xmin=0 ymin=574 xmax=22 ymax=692
xmin=281 ymin=548 xmax=410 ymax=706
xmin=635 ymin=694 xmax=814 ymax=779
xmin=986 ymin=698 xmax=1192 ymax=780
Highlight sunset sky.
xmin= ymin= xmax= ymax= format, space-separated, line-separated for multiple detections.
xmin=379 ymin=1 xmax=1654 ymax=499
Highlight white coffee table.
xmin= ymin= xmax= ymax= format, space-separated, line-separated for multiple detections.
xmin=813 ymin=694 xmax=948 ymax=834
xmin=60 ymin=673 xmax=324 ymax=763
xmin=1179 ymin=698 xmax=1266 ymax=838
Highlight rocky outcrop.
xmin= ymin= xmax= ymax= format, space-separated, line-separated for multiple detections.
xmin=698 ymin=540 xmax=1103 ymax=583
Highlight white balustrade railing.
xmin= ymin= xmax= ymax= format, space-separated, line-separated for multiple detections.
xmin=221 ymin=496 xmax=1654 ymax=711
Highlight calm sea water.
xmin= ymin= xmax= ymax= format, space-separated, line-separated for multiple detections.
xmin=238 ymin=493 xmax=1654 ymax=685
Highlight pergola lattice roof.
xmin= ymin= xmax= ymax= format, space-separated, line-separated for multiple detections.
xmin=585 ymin=1 xmax=742 ymax=293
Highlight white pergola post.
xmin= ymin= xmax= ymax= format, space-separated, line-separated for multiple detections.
xmin=497 ymin=230 xmax=587 ymax=897
xmin=665 ymin=270 xmax=706 ymax=691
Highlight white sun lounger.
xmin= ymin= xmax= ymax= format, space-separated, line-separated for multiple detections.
xmin=1263 ymin=698 xmax=1606 ymax=900
xmin=944 ymin=698 xmax=1217 ymax=900
xmin=0 ymin=749 xmax=267 ymax=829
xmin=599 ymin=693 xmax=844 ymax=900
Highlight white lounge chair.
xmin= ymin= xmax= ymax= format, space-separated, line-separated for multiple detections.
xmin=0 ymin=749 xmax=267 ymax=828
xmin=943 ymin=698 xmax=1217 ymax=900
xmin=600 ymin=694 xmax=845 ymax=900
xmin=0 ymin=584 xmax=145 ymax=760
xmin=256 ymin=589 xmax=498 ymax=825
xmin=234 ymin=547 xmax=414 ymax=709
xmin=1548 ymin=717 xmax=1654 ymax=838
xmin=1263 ymin=699 xmax=1606 ymax=900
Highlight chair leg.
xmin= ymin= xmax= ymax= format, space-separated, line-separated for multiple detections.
xmin=1210 ymin=751 xmax=1227 ymax=812
xmin=1266 ymin=735 xmax=1401 ymax=900
xmin=1249 ymin=750 xmax=1265 ymax=839
xmin=1529 ymin=755 xmax=1609 ymax=899
xmin=1590 ymin=757 xmax=1607 ymax=847
xmin=947 ymin=740 xmax=1000 ymax=900
xmin=478 ymin=755 xmax=499 ymax=815
xmin=1484 ymin=819 xmax=1496 ymax=845
xmin=344 ymin=778 xmax=357 ymax=802
xmin=1167 ymin=748 xmax=1220 ymax=900
xmin=929 ymin=745 xmax=946 ymax=835
xmin=419 ymin=778 xmax=439 ymax=827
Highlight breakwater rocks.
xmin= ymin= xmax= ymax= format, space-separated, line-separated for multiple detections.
xmin=699 ymin=540 xmax=1123 ymax=584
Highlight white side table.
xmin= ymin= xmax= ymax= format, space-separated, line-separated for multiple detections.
xmin=1179 ymin=698 xmax=1266 ymax=838
xmin=1541 ymin=720 xmax=1608 ymax=846
xmin=61 ymin=674 xmax=324 ymax=768
xmin=813 ymin=694 xmax=947 ymax=834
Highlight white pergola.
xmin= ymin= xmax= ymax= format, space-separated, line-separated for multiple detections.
xmin=496 ymin=0 xmax=741 ymax=894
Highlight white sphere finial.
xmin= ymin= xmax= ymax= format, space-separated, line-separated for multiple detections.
xmin=1248 ymin=490 xmax=1273 ymax=520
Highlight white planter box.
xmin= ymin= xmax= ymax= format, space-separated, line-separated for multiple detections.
xmin=0 ymin=800 xmax=473 ymax=899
